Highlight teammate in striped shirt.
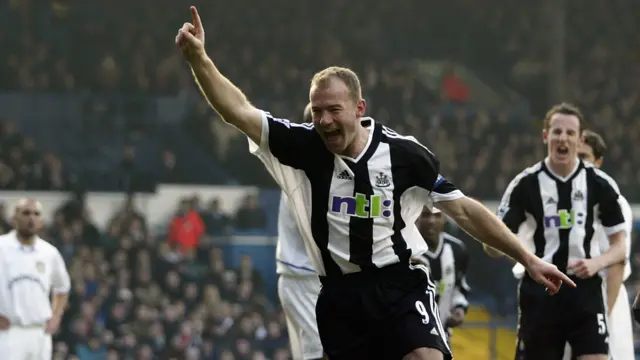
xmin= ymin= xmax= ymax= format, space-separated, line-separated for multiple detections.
xmin=176 ymin=10 xmax=574 ymax=360
xmin=561 ymin=130 xmax=634 ymax=360
xmin=412 ymin=207 xmax=470 ymax=339
xmin=276 ymin=104 xmax=324 ymax=360
xmin=485 ymin=103 xmax=627 ymax=360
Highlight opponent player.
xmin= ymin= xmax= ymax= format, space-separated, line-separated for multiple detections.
xmin=277 ymin=104 xmax=324 ymax=360
xmin=485 ymin=103 xmax=627 ymax=360
xmin=176 ymin=9 xmax=574 ymax=360
xmin=0 ymin=199 xmax=71 ymax=360
xmin=412 ymin=207 xmax=470 ymax=339
xmin=561 ymin=129 xmax=634 ymax=360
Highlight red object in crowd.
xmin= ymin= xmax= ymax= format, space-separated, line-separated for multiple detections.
xmin=442 ymin=74 xmax=469 ymax=102
xmin=168 ymin=210 xmax=205 ymax=250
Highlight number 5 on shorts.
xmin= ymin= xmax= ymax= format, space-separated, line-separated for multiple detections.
xmin=415 ymin=301 xmax=430 ymax=325
xmin=596 ymin=313 xmax=606 ymax=335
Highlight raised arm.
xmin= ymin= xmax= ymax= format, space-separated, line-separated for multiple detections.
xmin=175 ymin=6 xmax=263 ymax=144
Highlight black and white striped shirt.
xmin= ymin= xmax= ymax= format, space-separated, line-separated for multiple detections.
xmin=412 ymin=232 xmax=471 ymax=323
xmin=497 ymin=158 xmax=626 ymax=276
xmin=249 ymin=111 xmax=464 ymax=277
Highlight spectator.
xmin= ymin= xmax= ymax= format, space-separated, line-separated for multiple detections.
xmin=200 ymin=197 xmax=232 ymax=235
xmin=234 ymin=195 xmax=267 ymax=231
xmin=441 ymin=65 xmax=469 ymax=103
xmin=168 ymin=198 xmax=205 ymax=252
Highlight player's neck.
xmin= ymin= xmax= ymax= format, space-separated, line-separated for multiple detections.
xmin=425 ymin=238 xmax=441 ymax=252
xmin=547 ymin=158 xmax=577 ymax=178
xmin=16 ymin=233 xmax=37 ymax=246
xmin=342 ymin=129 xmax=370 ymax=158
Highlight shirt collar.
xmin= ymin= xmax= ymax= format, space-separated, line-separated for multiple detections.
xmin=9 ymin=230 xmax=39 ymax=252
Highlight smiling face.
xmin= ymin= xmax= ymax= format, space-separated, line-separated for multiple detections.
xmin=310 ymin=77 xmax=366 ymax=154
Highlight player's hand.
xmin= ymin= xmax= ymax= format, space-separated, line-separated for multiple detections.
xmin=567 ymin=258 xmax=601 ymax=279
xmin=0 ymin=315 xmax=10 ymax=330
xmin=45 ymin=314 xmax=61 ymax=334
xmin=525 ymin=256 xmax=576 ymax=295
xmin=175 ymin=6 xmax=206 ymax=63
xmin=445 ymin=308 xmax=466 ymax=328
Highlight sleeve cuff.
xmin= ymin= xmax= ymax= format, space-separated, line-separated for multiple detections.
xmin=430 ymin=189 xmax=465 ymax=203
xmin=247 ymin=110 xmax=270 ymax=156
xmin=603 ymin=223 xmax=626 ymax=237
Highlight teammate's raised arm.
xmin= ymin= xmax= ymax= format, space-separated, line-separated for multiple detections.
xmin=175 ymin=6 xmax=263 ymax=144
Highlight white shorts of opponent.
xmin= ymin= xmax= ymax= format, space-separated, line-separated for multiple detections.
xmin=0 ymin=325 xmax=52 ymax=360
xmin=278 ymin=275 xmax=324 ymax=360
xmin=562 ymin=285 xmax=634 ymax=360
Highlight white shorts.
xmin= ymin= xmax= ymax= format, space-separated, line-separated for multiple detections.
xmin=0 ymin=326 xmax=52 ymax=360
xmin=278 ymin=274 xmax=323 ymax=360
xmin=608 ymin=285 xmax=634 ymax=360
xmin=562 ymin=285 xmax=634 ymax=360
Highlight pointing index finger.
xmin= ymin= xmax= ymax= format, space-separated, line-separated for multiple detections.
xmin=191 ymin=6 xmax=202 ymax=30
xmin=558 ymin=270 xmax=576 ymax=288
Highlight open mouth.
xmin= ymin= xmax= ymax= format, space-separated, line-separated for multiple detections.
xmin=324 ymin=129 xmax=341 ymax=141
xmin=557 ymin=146 xmax=569 ymax=155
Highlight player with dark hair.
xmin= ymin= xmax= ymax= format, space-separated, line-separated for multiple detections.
xmin=412 ymin=207 xmax=470 ymax=340
xmin=176 ymin=9 xmax=574 ymax=360
xmin=561 ymin=129 xmax=633 ymax=360
xmin=485 ymin=103 xmax=627 ymax=360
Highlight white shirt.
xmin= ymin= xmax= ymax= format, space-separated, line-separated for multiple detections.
xmin=0 ymin=231 xmax=71 ymax=326
xmin=277 ymin=193 xmax=317 ymax=276
xmin=598 ymin=194 xmax=633 ymax=280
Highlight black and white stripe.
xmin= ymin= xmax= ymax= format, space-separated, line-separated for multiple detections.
xmin=413 ymin=232 xmax=471 ymax=325
xmin=249 ymin=112 xmax=464 ymax=277
xmin=497 ymin=158 xmax=626 ymax=275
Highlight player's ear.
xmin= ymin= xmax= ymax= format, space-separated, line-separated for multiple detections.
xmin=542 ymin=129 xmax=548 ymax=144
xmin=356 ymin=99 xmax=366 ymax=118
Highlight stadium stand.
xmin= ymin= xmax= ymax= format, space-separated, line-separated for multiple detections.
xmin=1 ymin=0 xmax=640 ymax=358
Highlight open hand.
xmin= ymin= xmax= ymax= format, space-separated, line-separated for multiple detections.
xmin=175 ymin=6 xmax=206 ymax=62
xmin=525 ymin=257 xmax=576 ymax=295
xmin=567 ymin=258 xmax=601 ymax=279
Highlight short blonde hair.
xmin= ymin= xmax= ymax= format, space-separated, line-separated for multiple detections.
xmin=310 ymin=66 xmax=363 ymax=102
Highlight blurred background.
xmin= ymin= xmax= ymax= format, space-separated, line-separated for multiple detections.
xmin=1 ymin=0 xmax=639 ymax=359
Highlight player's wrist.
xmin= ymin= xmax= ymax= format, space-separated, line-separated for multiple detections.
xmin=187 ymin=50 xmax=210 ymax=68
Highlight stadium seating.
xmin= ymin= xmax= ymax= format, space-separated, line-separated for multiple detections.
xmin=451 ymin=305 xmax=517 ymax=360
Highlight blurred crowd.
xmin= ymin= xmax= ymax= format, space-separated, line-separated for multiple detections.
xmin=1 ymin=0 xmax=639 ymax=199
xmin=0 ymin=195 xmax=281 ymax=360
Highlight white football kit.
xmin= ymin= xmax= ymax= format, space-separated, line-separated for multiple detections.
xmin=0 ymin=231 xmax=71 ymax=360
xmin=277 ymin=194 xmax=324 ymax=360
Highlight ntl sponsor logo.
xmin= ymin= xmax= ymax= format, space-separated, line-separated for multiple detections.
xmin=330 ymin=193 xmax=392 ymax=218
xmin=544 ymin=209 xmax=584 ymax=229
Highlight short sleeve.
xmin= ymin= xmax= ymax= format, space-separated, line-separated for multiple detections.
xmin=497 ymin=173 xmax=529 ymax=233
xmin=407 ymin=136 xmax=464 ymax=203
xmin=51 ymin=249 xmax=71 ymax=294
xmin=248 ymin=111 xmax=324 ymax=196
xmin=593 ymin=169 xmax=625 ymax=236
xmin=248 ymin=110 xmax=320 ymax=170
